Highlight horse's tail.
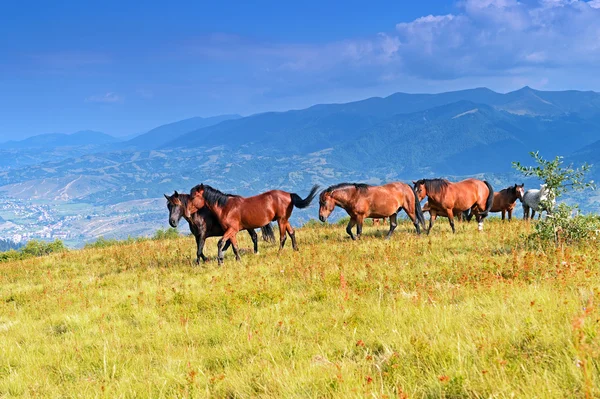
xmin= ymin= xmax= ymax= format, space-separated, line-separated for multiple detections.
xmin=260 ymin=223 xmax=275 ymax=243
xmin=291 ymin=185 xmax=320 ymax=209
xmin=412 ymin=187 xmax=426 ymax=229
xmin=464 ymin=209 xmax=473 ymax=222
xmin=480 ymin=180 xmax=494 ymax=218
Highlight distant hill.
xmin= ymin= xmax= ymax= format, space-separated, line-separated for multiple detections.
xmin=0 ymin=130 xmax=118 ymax=149
xmin=124 ymin=115 xmax=241 ymax=150
xmin=164 ymin=87 xmax=600 ymax=160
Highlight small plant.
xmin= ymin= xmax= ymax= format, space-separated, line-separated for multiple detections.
xmin=0 ymin=239 xmax=66 ymax=262
xmin=513 ymin=151 xmax=596 ymax=245
xmin=152 ymin=227 xmax=180 ymax=240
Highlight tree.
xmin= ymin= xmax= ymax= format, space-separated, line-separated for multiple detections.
xmin=512 ymin=151 xmax=594 ymax=205
xmin=512 ymin=152 xmax=597 ymax=245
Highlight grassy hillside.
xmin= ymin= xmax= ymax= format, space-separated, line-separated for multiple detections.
xmin=1 ymin=220 xmax=599 ymax=398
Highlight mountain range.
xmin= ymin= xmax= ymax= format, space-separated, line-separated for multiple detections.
xmin=1 ymin=87 xmax=598 ymax=246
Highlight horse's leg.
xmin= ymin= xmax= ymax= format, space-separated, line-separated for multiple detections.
xmin=508 ymin=209 xmax=512 ymax=221
xmin=403 ymin=206 xmax=420 ymax=235
xmin=246 ymin=229 xmax=259 ymax=254
xmin=523 ymin=205 xmax=529 ymax=220
xmin=228 ymin=234 xmax=241 ymax=261
xmin=285 ymin=222 xmax=299 ymax=251
xmin=501 ymin=210 xmax=506 ymax=221
xmin=356 ymin=215 xmax=365 ymax=239
xmin=217 ymin=228 xmax=236 ymax=265
xmin=445 ymin=209 xmax=456 ymax=233
xmin=427 ymin=211 xmax=437 ymax=235
xmin=195 ymin=235 xmax=207 ymax=264
xmin=346 ymin=218 xmax=357 ymax=240
xmin=531 ymin=209 xmax=536 ymax=220
xmin=386 ymin=213 xmax=398 ymax=239
xmin=277 ymin=219 xmax=287 ymax=250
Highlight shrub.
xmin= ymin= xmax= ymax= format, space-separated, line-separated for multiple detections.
xmin=153 ymin=227 xmax=180 ymax=240
xmin=20 ymin=239 xmax=66 ymax=257
xmin=513 ymin=152 xmax=596 ymax=245
xmin=0 ymin=239 xmax=66 ymax=262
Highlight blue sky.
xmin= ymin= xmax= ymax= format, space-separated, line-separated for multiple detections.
xmin=1 ymin=0 xmax=600 ymax=140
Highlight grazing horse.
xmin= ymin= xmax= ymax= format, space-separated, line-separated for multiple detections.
xmin=489 ymin=184 xmax=525 ymax=220
xmin=413 ymin=178 xmax=494 ymax=233
xmin=423 ymin=201 xmax=470 ymax=222
xmin=186 ymin=184 xmax=319 ymax=264
xmin=522 ymin=184 xmax=555 ymax=220
xmin=318 ymin=182 xmax=426 ymax=239
xmin=165 ymin=191 xmax=274 ymax=263
xmin=372 ymin=217 xmax=388 ymax=226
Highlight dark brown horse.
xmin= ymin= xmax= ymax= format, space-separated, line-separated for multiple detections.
xmin=318 ymin=182 xmax=425 ymax=239
xmin=489 ymin=183 xmax=524 ymax=220
xmin=186 ymin=184 xmax=319 ymax=264
xmin=165 ymin=191 xmax=274 ymax=263
xmin=413 ymin=178 xmax=493 ymax=233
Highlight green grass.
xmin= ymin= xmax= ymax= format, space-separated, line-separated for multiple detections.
xmin=1 ymin=219 xmax=599 ymax=398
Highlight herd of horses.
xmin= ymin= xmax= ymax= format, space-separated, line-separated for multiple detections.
xmin=165 ymin=178 xmax=553 ymax=264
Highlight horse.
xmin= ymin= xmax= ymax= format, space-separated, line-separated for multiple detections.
xmin=186 ymin=184 xmax=319 ymax=264
xmin=318 ymin=182 xmax=426 ymax=239
xmin=423 ymin=201 xmax=470 ymax=222
xmin=165 ymin=191 xmax=274 ymax=263
xmin=489 ymin=184 xmax=525 ymax=220
xmin=522 ymin=184 xmax=555 ymax=220
xmin=413 ymin=178 xmax=494 ymax=233
xmin=372 ymin=217 xmax=388 ymax=226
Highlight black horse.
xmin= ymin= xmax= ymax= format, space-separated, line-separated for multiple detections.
xmin=164 ymin=191 xmax=274 ymax=263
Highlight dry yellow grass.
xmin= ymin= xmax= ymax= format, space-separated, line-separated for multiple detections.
xmin=1 ymin=219 xmax=599 ymax=398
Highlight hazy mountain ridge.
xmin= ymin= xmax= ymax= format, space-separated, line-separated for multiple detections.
xmin=0 ymin=130 xmax=119 ymax=149
xmin=124 ymin=114 xmax=242 ymax=150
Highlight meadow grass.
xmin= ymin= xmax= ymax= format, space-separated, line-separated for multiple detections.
xmin=1 ymin=219 xmax=599 ymax=398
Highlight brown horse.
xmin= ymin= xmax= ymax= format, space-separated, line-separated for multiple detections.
xmin=165 ymin=191 xmax=274 ymax=263
xmin=489 ymin=183 xmax=525 ymax=220
xmin=422 ymin=201 xmax=469 ymax=222
xmin=186 ymin=184 xmax=319 ymax=264
xmin=318 ymin=182 xmax=425 ymax=239
xmin=372 ymin=217 xmax=388 ymax=226
xmin=413 ymin=178 xmax=493 ymax=233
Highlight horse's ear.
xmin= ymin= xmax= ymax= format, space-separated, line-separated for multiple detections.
xmin=412 ymin=180 xmax=417 ymax=185
xmin=164 ymin=194 xmax=170 ymax=201
xmin=174 ymin=190 xmax=179 ymax=197
xmin=520 ymin=183 xmax=524 ymax=187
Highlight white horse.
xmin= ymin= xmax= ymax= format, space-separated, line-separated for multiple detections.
xmin=521 ymin=184 xmax=555 ymax=220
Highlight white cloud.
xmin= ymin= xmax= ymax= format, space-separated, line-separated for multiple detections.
xmin=177 ymin=0 xmax=600 ymax=93
xmin=85 ymin=92 xmax=123 ymax=103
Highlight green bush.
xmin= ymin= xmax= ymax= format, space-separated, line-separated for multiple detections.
xmin=513 ymin=151 xmax=596 ymax=245
xmin=0 ymin=239 xmax=66 ymax=262
xmin=528 ymin=205 xmax=600 ymax=245
xmin=152 ymin=228 xmax=180 ymax=240
xmin=20 ymin=239 xmax=66 ymax=257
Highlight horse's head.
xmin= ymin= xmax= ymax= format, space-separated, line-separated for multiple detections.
xmin=164 ymin=191 xmax=184 ymax=228
xmin=412 ymin=180 xmax=427 ymax=201
xmin=318 ymin=191 xmax=335 ymax=222
xmin=187 ymin=184 xmax=206 ymax=218
xmin=514 ymin=183 xmax=525 ymax=199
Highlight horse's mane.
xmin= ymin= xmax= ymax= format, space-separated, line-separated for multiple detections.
xmin=190 ymin=184 xmax=240 ymax=207
xmin=323 ymin=182 xmax=371 ymax=194
xmin=499 ymin=185 xmax=516 ymax=195
xmin=414 ymin=178 xmax=450 ymax=196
